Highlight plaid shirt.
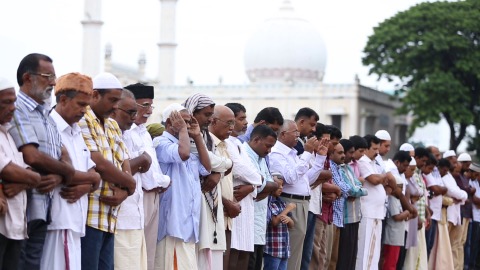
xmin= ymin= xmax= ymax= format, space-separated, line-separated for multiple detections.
xmin=331 ymin=161 xmax=352 ymax=227
xmin=9 ymin=91 xmax=62 ymax=222
xmin=78 ymin=107 xmax=128 ymax=233
xmin=265 ymin=196 xmax=290 ymax=259
xmin=413 ymin=168 xmax=427 ymax=222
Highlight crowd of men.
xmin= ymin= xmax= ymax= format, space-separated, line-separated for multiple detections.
xmin=0 ymin=52 xmax=479 ymax=270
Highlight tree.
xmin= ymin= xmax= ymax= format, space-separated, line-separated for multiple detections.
xmin=362 ymin=0 xmax=480 ymax=152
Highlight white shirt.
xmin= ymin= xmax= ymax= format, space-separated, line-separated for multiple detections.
xmin=470 ymin=180 xmax=480 ymax=222
xmin=226 ymin=136 xmax=261 ymax=251
xmin=384 ymin=159 xmax=408 ymax=194
xmin=309 ymin=154 xmax=324 ymax=215
xmin=131 ymin=124 xmax=170 ymax=190
xmin=0 ymin=123 xmax=28 ymax=240
xmin=269 ymin=141 xmax=326 ymax=196
xmin=49 ymin=110 xmax=95 ymax=235
xmin=117 ymin=128 xmax=145 ymax=230
xmin=424 ymin=172 xmax=443 ymax=221
xmin=358 ymin=155 xmax=387 ymax=219
xmin=442 ymin=172 xmax=467 ymax=225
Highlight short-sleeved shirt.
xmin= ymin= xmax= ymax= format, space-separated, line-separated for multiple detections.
xmin=9 ymin=91 xmax=62 ymax=222
xmin=383 ymin=195 xmax=405 ymax=246
xmin=78 ymin=107 xmax=128 ymax=233
xmin=265 ymin=196 xmax=290 ymax=259
xmin=0 ymin=123 xmax=28 ymax=240
xmin=358 ymin=155 xmax=387 ymax=219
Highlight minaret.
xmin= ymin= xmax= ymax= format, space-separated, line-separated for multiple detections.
xmin=158 ymin=0 xmax=178 ymax=85
xmin=81 ymin=0 xmax=103 ymax=77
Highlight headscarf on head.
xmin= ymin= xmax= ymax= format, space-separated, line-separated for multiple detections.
xmin=146 ymin=123 xmax=165 ymax=139
xmin=182 ymin=93 xmax=215 ymax=151
xmin=181 ymin=93 xmax=215 ymax=115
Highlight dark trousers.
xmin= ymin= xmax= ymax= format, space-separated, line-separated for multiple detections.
xmin=248 ymin=244 xmax=264 ymax=270
xmin=0 ymin=233 xmax=23 ymax=270
xmin=469 ymin=221 xmax=480 ymax=269
xmin=19 ymin=219 xmax=48 ymax=270
xmin=226 ymin=230 xmax=251 ymax=270
xmin=425 ymin=219 xmax=438 ymax=258
xmin=336 ymin=222 xmax=359 ymax=270
xmin=300 ymin=211 xmax=317 ymax=270
xmin=81 ymin=226 xmax=115 ymax=270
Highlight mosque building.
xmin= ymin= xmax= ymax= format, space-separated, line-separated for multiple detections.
xmin=81 ymin=0 xmax=408 ymax=151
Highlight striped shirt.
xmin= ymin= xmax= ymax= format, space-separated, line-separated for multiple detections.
xmin=9 ymin=91 xmax=62 ymax=222
xmin=340 ymin=164 xmax=363 ymax=224
xmin=78 ymin=107 xmax=128 ymax=233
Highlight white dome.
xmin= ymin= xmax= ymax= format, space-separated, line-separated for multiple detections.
xmin=244 ymin=1 xmax=327 ymax=83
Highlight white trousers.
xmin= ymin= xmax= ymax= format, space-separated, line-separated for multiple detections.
xmin=40 ymin=229 xmax=81 ymax=270
xmin=114 ymin=229 xmax=147 ymax=270
xmin=355 ymin=217 xmax=382 ymax=270
xmin=155 ymin=236 xmax=197 ymax=270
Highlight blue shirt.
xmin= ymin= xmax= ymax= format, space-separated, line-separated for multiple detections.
xmin=330 ymin=160 xmax=351 ymax=227
xmin=156 ymin=132 xmax=209 ymax=243
xmin=265 ymin=196 xmax=291 ymax=259
xmin=237 ymin=124 xmax=254 ymax=143
xmin=9 ymin=91 xmax=62 ymax=222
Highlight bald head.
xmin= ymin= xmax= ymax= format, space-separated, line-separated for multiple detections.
xmin=209 ymin=105 xmax=235 ymax=140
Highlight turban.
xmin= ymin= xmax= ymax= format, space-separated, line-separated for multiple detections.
xmin=181 ymin=93 xmax=215 ymax=114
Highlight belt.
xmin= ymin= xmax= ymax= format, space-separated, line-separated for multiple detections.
xmin=280 ymin=192 xmax=310 ymax=201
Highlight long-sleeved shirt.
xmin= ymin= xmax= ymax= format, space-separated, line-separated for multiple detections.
xmin=269 ymin=141 xmax=326 ymax=196
xmin=443 ymin=172 xmax=467 ymax=226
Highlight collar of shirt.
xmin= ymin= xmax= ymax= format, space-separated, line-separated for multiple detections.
xmin=18 ymin=91 xmax=45 ymax=113
xmin=359 ymin=154 xmax=375 ymax=164
xmin=163 ymin=130 xmax=179 ymax=144
xmin=244 ymin=142 xmax=261 ymax=162
xmin=50 ymin=110 xmax=81 ymax=136
xmin=0 ymin=123 xmax=11 ymax=133
xmin=272 ymin=140 xmax=297 ymax=156
xmin=210 ymin=132 xmax=223 ymax=148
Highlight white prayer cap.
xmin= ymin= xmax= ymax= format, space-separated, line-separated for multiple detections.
xmin=0 ymin=77 xmax=14 ymax=92
xmin=443 ymin=150 xmax=456 ymax=158
xmin=458 ymin=153 xmax=472 ymax=162
xmin=375 ymin=130 xmax=391 ymax=141
xmin=92 ymin=72 xmax=122 ymax=89
xmin=399 ymin=143 xmax=414 ymax=152
xmin=162 ymin=103 xmax=186 ymax=122
xmin=409 ymin=158 xmax=417 ymax=166
xmin=470 ymin=163 xmax=480 ymax=173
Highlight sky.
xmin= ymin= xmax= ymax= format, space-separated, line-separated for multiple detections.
xmin=0 ymin=0 xmax=430 ymax=89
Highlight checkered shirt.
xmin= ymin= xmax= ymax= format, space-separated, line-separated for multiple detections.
xmin=78 ymin=107 xmax=128 ymax=233
xmin=265 ymin=196 xmax=290 ymax=259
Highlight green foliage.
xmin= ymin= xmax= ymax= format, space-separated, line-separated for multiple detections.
xmin=362 ymin=0 xmax=480 ymax=151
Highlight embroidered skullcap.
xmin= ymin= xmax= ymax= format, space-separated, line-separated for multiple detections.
xmin=124 ymin=83 xmax=154 ymax=99
xmin=375 ymin=130 xmax=391 ymax=141
xmin=146 ymin=123 xmax=165 ymax=138
xmin=162 ymin=103 xmax=186 ymax=122
xmin=399 ymin=143 xmax=414 ymax=152
xmin=181 ymin=93 xmax=215 ymax=115
xmin=54 ymin=72 xmax=93 ymax=95
xmin=458 ymin=153 xmax=472 ymax=162
xmin=0 ymin=77 xmax=14 ymax=92
xmin=470 ymin=163 xmax=480 ymax=173
xmin=409 ymin=158 xmax=417 ymax=166
xmin=92 ymin=72 xmax=122 ymax=89
xmin=443 ymin=150 xmax=456 ymax=158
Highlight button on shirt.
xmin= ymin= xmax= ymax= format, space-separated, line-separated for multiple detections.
xmin=9 ymin=91 xmax=62 ymax=222
xmin=156 ymin=131 xmax=209 ymax=243
xmin=0 ymin=123 xmax=28 ymax=240
xmin=78 ymin=107 xmax=128 ymax=233
xmin=269 ymin=141 xmax=326 ymax=196
xmin=117 ymin=128 xmax=145 ymax=230
xmin=358 ymin=155 xmax=387 ymax=219
xmin=49 ymin=110 xmax=95 ymax=235
xmin=131 ymin=124 xmax=170 ymax=190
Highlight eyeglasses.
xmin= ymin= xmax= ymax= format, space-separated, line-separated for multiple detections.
xmin=136 ymin=102 xmax=155 ymax=110
xmin=117 ymin=108 xmax=138 ymax=118
xmin=30 ymin=72 xmax=56 ymax=81
xmin=215 ymin=118 xmax=235 ymax=127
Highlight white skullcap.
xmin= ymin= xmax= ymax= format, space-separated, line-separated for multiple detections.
xmin=92 ymin=72 xmax=122 ymax=89
xmin=162 ymin=103 xmax=186 ymax=122
xmin=409 ymin=158 xmax=417 ymax=166
xmin=375 ymin=130 xmax=391 ymax=141
xmin=458 ymin=153 xmax=472 ymax=162
xmin=399 ymin=143 xmax=414 ymax=152
xmin=443 ymin=150 xmax=456 ymax=158
xmin=0 ymin=77 xmax=14 ymax=91
xmin=470 ymin=163 xmax=480 ymax=173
